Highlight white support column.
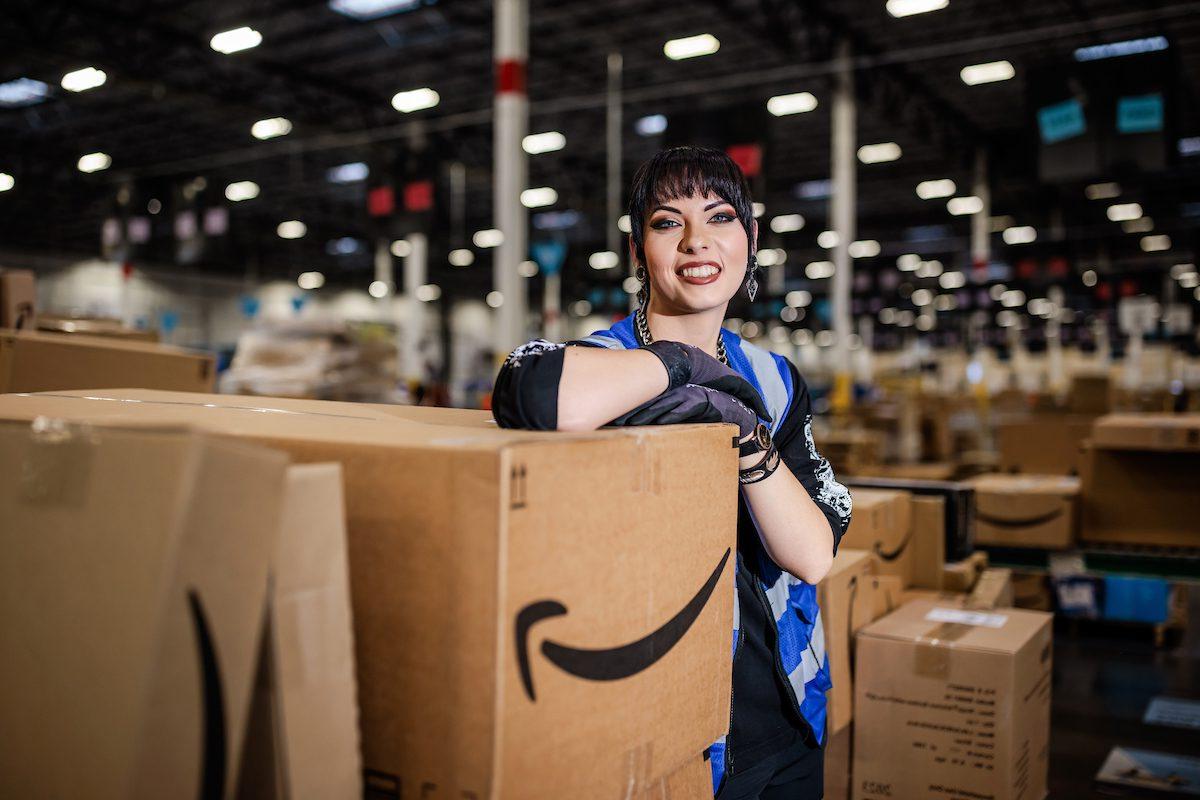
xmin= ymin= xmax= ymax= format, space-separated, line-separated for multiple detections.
xmin=494 ymin=0 xmax=529 ymax=354
xmin=830 ymin=39 xmax=856 ymax=408
xmin=971 ymin=147 xmax=991 ymax=272
xmin=543 ymin=272 xmax=563 ymax=341
xmin=402 ymin=232 xmax=428 ymax=384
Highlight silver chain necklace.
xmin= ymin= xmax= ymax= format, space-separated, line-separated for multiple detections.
xmin=635 ymin=309 xmax=729 ymax=366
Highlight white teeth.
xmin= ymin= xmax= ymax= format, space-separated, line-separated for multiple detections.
xmin=681 ymin=266 xmax=718 ymax=278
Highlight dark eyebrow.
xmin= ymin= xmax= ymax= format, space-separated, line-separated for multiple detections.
xmin=705 ymin=200 xmax=730 ymax=211
xmin=652 ymin=204 xmax=682 ymax=214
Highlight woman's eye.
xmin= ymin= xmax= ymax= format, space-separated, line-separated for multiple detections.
xmin=650 ymin=218 xmax=679 ymax=229
xmin=710 ymin=212 xmax=734 ymax=223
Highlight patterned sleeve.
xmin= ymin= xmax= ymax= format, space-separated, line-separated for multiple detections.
xmin=772 ymin=359 xmax=853 ymax=552
xmin=492 ymin=338 xmax=607 ymax=430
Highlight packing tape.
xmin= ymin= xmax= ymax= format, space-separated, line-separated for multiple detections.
xmin=622 ymin=740 xmax=655 ymax=800
xmin=18 ymin=416 xmax=95 ymax=508
xmin=912 ymin=622 xmax=972 ymax=679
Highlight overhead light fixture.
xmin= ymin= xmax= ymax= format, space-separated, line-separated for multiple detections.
xmin=939 ymin=271 xmax=967 ymax=289
xmin=1082 ymin=269 xmax=1097 ymax=287
xmin=635 ymin=114 xmax=667 ymax=136
xmin=857 ymin=142 xmax=901 ymax=164
xmin=756 ymin=249 xmax=786 ymax=267
xmin=210 ymin=26 xmax=262 ymax=54
xmin=327 ymin=237 xmax=361 ymax=255
xmin=785 ymin=290 xmax=812 ymax=308
xmin=663 ymin=34 xmax=720 ymax=60
xmin=916 ymin=179 xmax=956 ymax=199
xmin=767 ymin=92 xmax=817 ymax=116
xmin=77 ymin=152 xmax=112 ymax=173
xmin=794 ymin=178 xmax=832 ymax=199
xmin=752 ymin=203 xmax=765 ymax=219
xmin=225 ymin=180 xmax=260 ymax=201
xmin=947 ymin=196 xmax=984 ymax=215
xmin=570 ymin=300 xmax=593 ymax=317
xmin=915 ymin=259 xmax=944 ymax=278
xmin=415 ymin=283 xmax=441 ymax=302
xmin=1085 ymin=182 xmax=1121 ymax=200
xmin=1122 ymin=217 xmax=1154 ymax=233
xmin=1140 ymin=235 xmax=1170 ymax=252
xmin=297 ymin=271 xmax=325 ymax=290
xmin=589 ymin=251 xmax=619 ymax=270
xmin=0 ymin=77 xmax=49 ymax=107
xmin=960 ymin=60 xmax=1015 ymax=86
xmin=521 ymin=187 xmax=557 ymax=208
xmin=848 ymin=239 xmax=880 ymax=258
xmin=886 ymin=0 xmax=948 ymax=17
xmin=518 ymin=260 xmax=539 ymax=277
xmin=473 ymin=229 xmax=504 ymax=248
xmin=911 ymin=288 xmax=934 ymax=306
xmin=770 ymin=214 xmax=805 ymax=233
xmin=1170 ymin=263 xmax=1195 ymax=279
xmin=1074 ymin=36 xmax=1168 ymax=63
xmin=622 ymin=276 xmax=641 ymax=295
xmin=805 ymin=261 xmax=835 ymax=279
xmin=390 ymin=239 xmax=412 ymax=257
xmin=328 ymin=0 xmax=421 ymax=21
xmin=817 ymin=230 xmax=839 ymax=248
xmin=391 ymin=87 xmax=439 ymax=113
xmin=61 ymin=67 xmax=107 ymax=93
xmin=897 ymin=254 xmax=921 ymax=271
xmin=1106 ymin=202 xmax=1142 ymax=222
xmin=486 ymin=291 xmax=504 ymax=308
xmin=522 ymin=131 xmax=566 ymax=155
xmin=251 ymin=117 xmax=292 ymax=140
xmin=1002 ymin=225 xmax=1037 ymax=244
xmin=277 ymin=220 xmax=306 ymax=239
xmin=533 ymin=210 xmax=579 ymax=230
xmin=448 ymin=248 xmax=474 ymax=267
xmin=617 ymin=214 xmax=632 ymax=233
xmin=0 ymin=173 xmax=13 ymax=192
xmin=1000 ymin=289 xmax=1026 ymax=308
xmin=368 ymin=280 xmax=390 ymax=298
xmin=1177 ymin=273 xmax=1199 ymax=289
xmin=1180 ymin=137 xmax=1200 ymax=157
xmin=327 ymin=162 xmax=369 ymax=184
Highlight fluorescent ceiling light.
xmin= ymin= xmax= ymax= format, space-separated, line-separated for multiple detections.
xmin=1000 ymin=289 xmax=1026 ymax=308
xmin=896 ymin=254 xmax=921 ymax=271
xmin=77 ymin=152 xmax=112 ymax=173
xmin=518 ymin=261 xmax=539 ymax=278
xmin=0 ymin=77 xmax=49 ymax=107
xmin=210 ymin=26 xmax=262 ymax=54
xmin=277 ymin=220 xmax=306 ymax=239
xmin=1106 ymin=202 xmax=1142 ymax=222
xmin=486 ymin=291 xmax=504 ymax=308
xmin=1085 ymin=182 xmax=1121 ymax=200
xmin=886 ymin=0 xmax=948 ymax=17
xmin=622 ymin=276 xmax=640 ymax=294
xmin=1140 ymin=235 xmax=1170 ymax=252
xmin=617 ymin=214 xmax=632 ymax=233
xmin=251 ymin=117 xmax=292 ymax=140
xmin=858 ymin=142 xmax=901 ymax=164
xmin=225 ymin=180 xmax=260 ymax=201
xmin=663 ymin=34 xmax=720 ymax=60
xmin=817 ymin=230 xmax=839 ymax=249
xmin=805 ymin=261 xmax=835 ymax=279
xmin=1074 ymin=36 xmax=1168 ymax=63
xmin=328 ymin=0 xmax=420 ymax=21
xmin=911 ymin=289 xmax=933 ymax=306
xmin=327 ymin=162 xmax=369 ymax=183
xmin=391 ymin=88 xmax=439 ymax=113
xmin=770 ymin=214 xmax=805 ymax=233
xmin=61 ymin=67 xmax=107 ymax=93
xmin=473 ymin=229 xmax=504 ymax=248
xmin=767 ymin=92 xmax=817 ymax=116
xmin=947 ymin=196 xmax=983 ymax=215
xmin=635 ymin=114 xmax=667 ymax=136
xmin=416 ymin=283 xmax=441 ymax=302
xmin=390 ymin=239 xmax=412 ymax=258
xmin=756 ymin=249 xmax=786 ymax=267
xmin=589 ymin=251 xmax=619 ymax=270
xmin=960 ymin=60 xmax=1015 ymax=86
xmin=848 ymin=239 xmax=880 ymax=258
xmin=522 ymin=131 xmax=565 ymax=154
xmin=785 ymin=290 xmax=812 ymax=307
xmin=916 ymin=179 xmax=956 ymax=199
xmin=1002 ymin=225 xmax=1036 ymax=244
xmin=521 ymin=187 xmax=557 ymax=208
xmin=1122 ymin=217 xmax=1153 ymax=234
xmin=297 ymin=271 xmax=325 ymax=290
xmin=448 ymin=249 xmax=474 ymax=267
xmin=939 ymin=271 xmax=966 ymax=289
xmin=0 ymin=173 xmax=12 ymax=192
xmin=1170 ymin=263 xmax=1195 ymax=279
xmin=915 ymin=259 xmax=943 ymax=278
xmin=368 ymin=280 xmax=390 ymax=298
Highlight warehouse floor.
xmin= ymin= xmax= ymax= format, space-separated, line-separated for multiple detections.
xmin=1049 ymin=590 xmax=1200 ymax=798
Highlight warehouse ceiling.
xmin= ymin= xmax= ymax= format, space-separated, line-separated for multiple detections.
xmin=1 ymin=0 xmax=1199 ymax=345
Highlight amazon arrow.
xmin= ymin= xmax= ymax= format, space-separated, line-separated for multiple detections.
xmin=515 ymin=547 xmax=732 ymax=702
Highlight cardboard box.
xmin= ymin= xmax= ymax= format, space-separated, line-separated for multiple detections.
xmin=824 ymin=724 xmax=853 ymax=800
xmin=1081 ymin=416 xmax=1200 ymax=547
xmin=865 ymin=462 xmax=956 ymax=481
xmin=898 ymin=588 xmax=967 ymax=608
xmin=845 ymin=476 xmax=975 ymax=562
xmin=0 ymin=389 xmax=737 ymax=799
xmin=0 ymin=268 xmax=36 ymax=329
xmin=818 ymin=550 xmax=877 ymax=735
xmin=630 ymin=755 xmax=712 ymax=800
xmin=38 ymin=314 xmax=160 ymax=342
xmin=839 ymin=489 xmax=914 ymax=588
xmin=817 ymin=428 xmax=884 ymax=476
xmin=996 ymin=414 xmax=1095 ymax=475
xmin=866 ymin=575 xmax=905 ymax=620
xmin=0 ymin=422 xmax=286 ymax=799
xmin=853 ymin=600 xmax=1053 ymax=800
xmin=0 ymin=330 xmax=214 ymax=393
xmin=942 ymin=551 xmax=988 ymax=593
xmin=1069 ymin=373 xmax=1111 ymax=414
xmin=1012 ymin=572 xmax=1053 ymax=612
xmin=236 ymin=464 xmax=362 ymax=799
xmin=970 ymin=474 xmax=1080 ymax=550
xmin=910 ymin=496 xmax=946 ymax=591
xmin=967 ymin=568 xmax=1015 ymax=610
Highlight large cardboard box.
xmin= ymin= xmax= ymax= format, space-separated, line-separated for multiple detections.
xmin=824 ymin=723 xmax=853 ymax=800
xmin=1081 ymin=415 xmax=1200 ymax=547
xmin=971 ymin=474 xmax=1080 ymax=549
xmin=846 ymin=476 xmax=975 ymax=562
xmin=966 ymin=568 xmax=1015 ymax=610
xmin=1069 ymin=373 xmax=1111 ymax=414
xmin=853 ymin=601 xmax=1053 ymax=800
xmin=0 ymin=330 xmax=215 ymax=393
xmin=0 ymin=422 xmax=286 ymax=799
xmin=942 ymin=551 xmax=988 ymax=593
xmin=818 ymin=550 xmax=877 ymax=735
xmin=910 ymin=496 xmax=946 ymax=591
xmin=0 ymin=389 xmax=737 ymax=799
xmin=996 ymin=414 xmax=1095 ymax=475
xmin=839 ymin=489 xmax=914 ymax=588
xmin=0 ymin=267 xmax=36 ymax=328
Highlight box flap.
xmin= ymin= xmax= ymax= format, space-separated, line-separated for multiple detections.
xmin=860 ymin=598 xmax=1049 ymax=655
xmin=1092 ymin=414 xmax=1200 ymax=452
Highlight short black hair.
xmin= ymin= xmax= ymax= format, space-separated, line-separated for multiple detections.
xmin=627 ymin=146 xmax=755 ymax=264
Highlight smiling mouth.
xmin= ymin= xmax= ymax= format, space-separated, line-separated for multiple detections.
xmin=676 ymin=263 xmax=722 ymax=280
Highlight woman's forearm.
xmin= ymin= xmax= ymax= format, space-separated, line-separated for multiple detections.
xmin=556 ymin=347 xmax=669 ymax=431
xmin=740 ymin=454 xmax=835 ymax=584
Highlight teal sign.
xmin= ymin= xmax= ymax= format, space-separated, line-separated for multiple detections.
xmin=1117 ymin=93 xmax=1164 ymax=134
xmin=1037 ymin=99 xmax=1086 ymax=144
xmin=530 ymin=239 xmax=567 ymax=277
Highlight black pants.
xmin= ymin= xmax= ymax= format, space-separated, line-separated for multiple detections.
xmin=715 ymin=736 xmax=823 ymax=800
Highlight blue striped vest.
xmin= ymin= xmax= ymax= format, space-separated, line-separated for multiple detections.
xmin=580 ymin=315 xmax=833 ymax=795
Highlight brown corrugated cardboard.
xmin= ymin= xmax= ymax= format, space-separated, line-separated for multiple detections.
xmin=970 ymin=474 xmax=1080 ymax=549
xmin=996 ymin=414 xmax=1095 ymax=475
xmin=38 ymin=315 xmax=161 ymax=342
xmin=824 ymin=724 xmax=852 ymax=800
xmin=910 ymin=496 xmax=946 ymax=591
xmin=0 ymin=389 xmax=737 ymax=799
xmin=818 ymin=549 xmax=876 ymax=735
xmin=1069 ymin=373 xmax=1111 ymax=414
xmin=630 ymin=755 xmax=712 ymax=800
xmin=1090 ymin=413 xmax=1200 ymax=451
xmin=845 ymin=476 xmax=975 ymax=563
xmin=866 ymin=575 xmax=904 ymax=620
xmin=942 ymin=551 xmax=988 ymax=593
xmin=1012 ymin=572 xmax=1053 ymax=612
xmin=839 ymin=489 xmax=914 ymax=588
xmin=853 ymin=600 xmax=1053 ymax=800
xmin=0 ymin=268 xmax=36 ymax=329
xmin=865 ymin=462 xmax=956 ymax=481
xmin=1080 ymin=442 xmax=1200 ymax=548
xmin=0 ymin=422 xmax=286 ymax=799
xmin=898 ymin=588 xmax=967 ymax=608
xmin=966 ymin=568 xmax=1015 ymax=610
xmin=0 ymin=330 xmax=214 ymax=393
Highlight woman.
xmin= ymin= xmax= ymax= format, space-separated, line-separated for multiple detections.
xmin=493 ymin=146 xmax=852 ymax=800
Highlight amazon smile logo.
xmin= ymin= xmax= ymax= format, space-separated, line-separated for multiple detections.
xmin=514 ymin=548 xmax=731 ymax=702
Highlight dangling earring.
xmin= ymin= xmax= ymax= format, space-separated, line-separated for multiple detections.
xmin=635 ymin=264 xmax=649 ymax=310
xmin=745 ymin=255 xmax=760 ymax=302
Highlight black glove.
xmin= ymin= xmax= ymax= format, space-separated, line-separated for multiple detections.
xmin=609 ymin=383 xmax=761 ymax=441
xmin=641 ymin=340 xmax=772 ymax=424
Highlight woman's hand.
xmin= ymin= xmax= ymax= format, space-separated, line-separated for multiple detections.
xmin=641 ymin=341 xmax=772 ymax=423
xmin=609 ymin=383 xmax=761 ymax=439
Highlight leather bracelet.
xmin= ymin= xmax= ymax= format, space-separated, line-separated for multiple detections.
xmin=738 ymin=423 xmax=772 ymax=458
xmin=739 ymin=444 xmax=781 ymax=485
xmin=641 ymin=340 xmax=690 ymax=391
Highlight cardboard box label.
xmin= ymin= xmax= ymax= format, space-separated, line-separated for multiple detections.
xmin=924 ymin=607 xmax=1009 ymax=628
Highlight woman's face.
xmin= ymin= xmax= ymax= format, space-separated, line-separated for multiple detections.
xmin=634 ymin=191 xmax=756 ymax=315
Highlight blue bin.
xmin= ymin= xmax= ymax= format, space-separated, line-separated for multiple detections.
xmin=1103 ymin=576 xmax=1171 ymax=624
